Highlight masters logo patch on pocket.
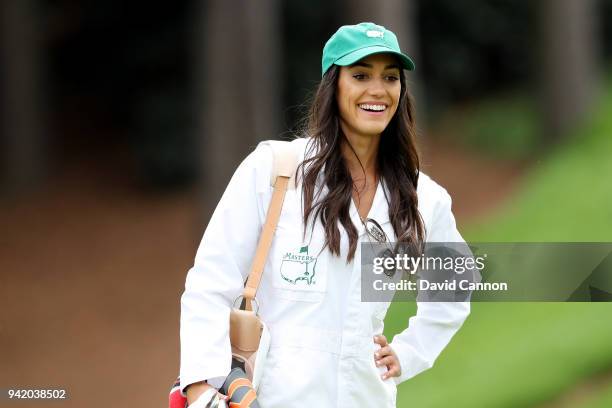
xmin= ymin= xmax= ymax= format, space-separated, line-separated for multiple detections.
xmin=280 ymin=245 xmax=318 ymax=285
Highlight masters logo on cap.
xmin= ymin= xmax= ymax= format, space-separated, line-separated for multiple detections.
xmin=366 ymin=30 xmax=384 ymax=38
xmin=321 ymin=22 xmax=415 ymax=77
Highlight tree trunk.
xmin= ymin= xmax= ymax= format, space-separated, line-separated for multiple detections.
xmin=1 ymin=0 xmax=46 ymax=193
xmin=194 ymin=1 xmax=282 ymax=219
xmin=538 ymin=0 xmax=598 ymax=143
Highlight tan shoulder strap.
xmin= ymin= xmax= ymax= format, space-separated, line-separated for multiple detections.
xmin=268 ymin=140 xmax=299 ymax=190
xmin=242 ymin=140 xmax=300 ymax=310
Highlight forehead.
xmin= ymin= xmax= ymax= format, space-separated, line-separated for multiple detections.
xmin=351 ymin=53 xmax=400 ymax=68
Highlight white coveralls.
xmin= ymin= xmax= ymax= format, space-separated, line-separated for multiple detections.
xmin=180 ymin=138 xmax=470 ymax=407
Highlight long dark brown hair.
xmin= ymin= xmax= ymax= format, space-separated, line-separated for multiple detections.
xmin=296 ymin=63 xmax=425 ymax=262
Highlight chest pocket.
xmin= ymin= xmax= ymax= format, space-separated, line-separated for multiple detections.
xmin=269 ymin=191 xmax=328 ymax=302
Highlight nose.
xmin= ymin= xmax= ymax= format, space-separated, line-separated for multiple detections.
xmin=366 ymin=77 xmax=386 ymax=98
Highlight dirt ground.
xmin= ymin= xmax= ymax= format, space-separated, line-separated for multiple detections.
xmin=0 ymin=143 xmax=525 ymax=407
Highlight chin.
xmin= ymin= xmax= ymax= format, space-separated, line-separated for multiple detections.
xmin=358 ymin=124 xmax=388 ymax=136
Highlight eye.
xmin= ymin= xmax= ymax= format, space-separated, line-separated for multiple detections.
xmin=352 ymin=73 xmax=368 ymax=80
xmin=385 ymin=75 xmax=399 ymax=82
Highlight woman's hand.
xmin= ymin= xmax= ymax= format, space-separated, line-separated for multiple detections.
xmin=186 ymin=382 xmax=229 ymax=407
xmin=373 ymin=334 xmax=401 ymax=381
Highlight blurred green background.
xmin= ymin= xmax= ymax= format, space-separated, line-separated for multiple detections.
xmin=386 ymin=70 xmax=612 ymax=408
xmin=1 ymin=1 xmax=611 ymax=407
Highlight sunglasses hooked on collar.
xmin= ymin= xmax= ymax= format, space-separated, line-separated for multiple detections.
xmin=362 ymin=217 xmax=397 ymax=278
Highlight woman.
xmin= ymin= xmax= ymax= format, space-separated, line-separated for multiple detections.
xmin=180 ymin=22 xmax=470 ymax=407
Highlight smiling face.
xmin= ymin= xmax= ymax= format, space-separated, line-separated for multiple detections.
xmin=336 ymin=53 xmax=402 ymax=140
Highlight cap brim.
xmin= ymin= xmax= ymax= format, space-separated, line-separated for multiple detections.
xmin=334 ymin=45 xmax=415 ymax=71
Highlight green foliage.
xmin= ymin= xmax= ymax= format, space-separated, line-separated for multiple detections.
xmin=466 ymin=81 xmax=612 ymax=241
xmin=582 ymin=384 xmax=612 ymax=408
xmin=417 ymin=0 xmax=535 ymax=103
xmin=387 ymin=303 xmax=612 ymax=408
xmin=435 ymin=92 xmax=540 ymax=159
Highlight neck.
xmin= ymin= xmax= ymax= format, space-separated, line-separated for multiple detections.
xmin=340 ymin=129 xmax=380 ymax=181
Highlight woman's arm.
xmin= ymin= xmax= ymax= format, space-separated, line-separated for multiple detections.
xmin=389 ymin=189 xmax=471 ymax=384
xmin=180 ymin=144 xmax=272 ymax=394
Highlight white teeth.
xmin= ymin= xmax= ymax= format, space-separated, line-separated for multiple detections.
xmin=359 ymin=104 xmax=386 ymax=111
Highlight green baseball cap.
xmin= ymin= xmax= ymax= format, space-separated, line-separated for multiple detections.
xmin=321 ymin=22 xmax=415 ymax=77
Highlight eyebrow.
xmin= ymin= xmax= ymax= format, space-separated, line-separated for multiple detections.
xmin=349 ymin=61 xmax=401 ymax=70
